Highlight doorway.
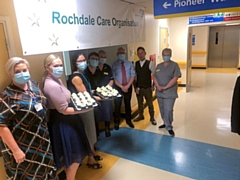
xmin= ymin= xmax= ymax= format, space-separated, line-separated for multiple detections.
xmin=159 ymin=27 xmax=169 ymax=56
xmin=208 ymin=25 xmax=240 ymax=68
xmin=0 ymin=22 xmax=10 ymax=89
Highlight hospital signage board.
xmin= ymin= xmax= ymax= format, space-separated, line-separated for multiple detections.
xmin=189 ymin=14 xmax=223 ymax=24
xmin=154 ymin=0 xmax=240 ymax=19
xmin=13 ymin=0 xmax=146 ymax=55
xmin=189 ymin=12 xmax=240 ymax=24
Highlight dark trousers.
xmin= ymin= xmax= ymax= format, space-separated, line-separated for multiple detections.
xmin=136 ymin=87 xmax=154 ymax=118
xmin=114 ymin=85 xmax=133 ymax=124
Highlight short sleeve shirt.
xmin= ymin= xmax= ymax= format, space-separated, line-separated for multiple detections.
xmin=84 ymin=66 xmax=102 ymax=90
xmin=98 ymin=64 xmax=114 ymax=87
xmin=154 ymin=61 xmax=181 ymax=98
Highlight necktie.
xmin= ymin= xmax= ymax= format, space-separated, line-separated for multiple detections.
xmin=121 ymin=62 xmax=127 ymax=86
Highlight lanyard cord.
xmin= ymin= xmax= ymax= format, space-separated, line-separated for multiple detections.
xmin=77 ymin=70 xmax=92 ymax=91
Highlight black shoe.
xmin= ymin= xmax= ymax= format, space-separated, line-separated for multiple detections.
xmin=93 ymin=155 xmax=103 ymax=161
xmin=159 ymin=124 xmax=166 ymax=128
xmin=168 ymin=130 xmax=175 ymax=136
xmin=150 ymin=118 xmax=157 ymax=125
xmin=133 ymin=116 xmax=144 ymax=122
xmin=86 ymin=162 xmax=102 ymax=169
xmin=127 ymin=121 xmax=135 ymax=128
xmin=114 ymin=124 xmax=119 ymax=130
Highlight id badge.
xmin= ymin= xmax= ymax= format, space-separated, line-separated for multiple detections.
xmin=35 ymin=103 xmax=43 ymax=112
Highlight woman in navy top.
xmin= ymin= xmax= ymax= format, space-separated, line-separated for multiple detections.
xmin=84 ymin=51 xmax=114 ymax=137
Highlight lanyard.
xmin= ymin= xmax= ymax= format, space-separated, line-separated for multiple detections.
xmin=77 ymin=70 xmax=92 ymax=91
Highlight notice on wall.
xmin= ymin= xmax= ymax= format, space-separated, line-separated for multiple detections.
xmin=189 ymin=12 xmax=240 ymax=25
xmin=13 ymin=0 xmax=146 ymax=55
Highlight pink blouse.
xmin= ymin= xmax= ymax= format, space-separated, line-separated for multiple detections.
xmin=43 ymin=75 xmax=71 ymax=114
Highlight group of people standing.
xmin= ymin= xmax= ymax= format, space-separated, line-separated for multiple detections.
xmin=0 ymin=46 xmax=181 ymax=180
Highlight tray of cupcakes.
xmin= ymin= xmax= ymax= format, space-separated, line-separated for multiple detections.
xmin=71 ymin=91 xmax=98 ymax=111
xmin=94 ymin=85 xmax=121 ymax=99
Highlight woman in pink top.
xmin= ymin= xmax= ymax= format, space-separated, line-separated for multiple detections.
xmin=42 ymin=54 xmax=92 ymax=180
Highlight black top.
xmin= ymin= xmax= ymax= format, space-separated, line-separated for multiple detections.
xmin=84 ymin=64 xmax=114 ymax=90
xmin=67 ymin=72 xmax=91 ymax=94
xmin=231 ymin=76 xmax=240 ymax=135
xmin=98 ymin=64 xmax=114 ymax=87
xmin=135 ymin=60 xmax=152 ymax=88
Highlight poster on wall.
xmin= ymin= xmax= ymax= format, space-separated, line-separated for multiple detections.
xmin=149 ymin=54 xmax=156 ymax=67
xmin=13 ymin=0 xmax=146 ymax=55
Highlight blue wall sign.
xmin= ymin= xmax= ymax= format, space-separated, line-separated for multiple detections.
xmin=192 ymin=35 xmax=195 ymax=45
xmin=154 ymin=0 xmax=240 ymax=18
xmin=189 ymin=14 xmax=224 ymax=24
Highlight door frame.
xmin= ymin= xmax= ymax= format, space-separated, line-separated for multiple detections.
xmin=159 ymin=26 xmax=169 ymax=57
xmin=0 ymin=16 xmax=16 ymax=57
xmin=186 ymin=27 xmax=193 ymax=92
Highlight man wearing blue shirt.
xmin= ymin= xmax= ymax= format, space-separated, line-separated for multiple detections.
xmin=112 ymin=47 xmax=136 ymax=130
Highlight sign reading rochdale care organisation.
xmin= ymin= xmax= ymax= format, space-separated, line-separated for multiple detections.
xmin=154 ymin=0 xmax=240 ymax=19
xmin=13 ymin=0 xmax=145 ymax=55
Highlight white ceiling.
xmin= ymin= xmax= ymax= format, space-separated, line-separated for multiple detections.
xmin=120 ymin=0 xmax=154 ymax=14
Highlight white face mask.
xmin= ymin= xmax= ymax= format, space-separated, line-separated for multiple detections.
xmin=118 ymin=54 xmax=126 ymax=61
xmin=77 ymin=61 xmax=87 ymax=70
xmin=163 ymin=56 xmax=170 ymax=62
xmin=99 ymin=58 xmax=107 ymax=64
xmin=52 ymin=67 xmax=63 ymax=78
xmin=14 ymin=72 xmax=31 ymax=84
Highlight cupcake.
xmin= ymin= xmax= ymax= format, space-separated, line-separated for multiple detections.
xmin=79 ymin=102 xmax=86 ymax=108
xmin=96 ymin=87 xmax=101 ymax=92
xmin=86 ymin=99 xmax=92 ymax=106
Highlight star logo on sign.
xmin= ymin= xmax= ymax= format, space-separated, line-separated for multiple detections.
xmin=49 ymin=34 xmax=59 ymax=46
xmin=28 ymin=13 xmax=40 ymax=27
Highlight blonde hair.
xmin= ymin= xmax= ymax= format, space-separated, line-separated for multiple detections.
xmin=162 ymin=48 xmax=172 ymax=56
xmin=41 ymin=54 xmax=62 ymax=88
xmin=5 ymin=57 xmax=30 ymax=77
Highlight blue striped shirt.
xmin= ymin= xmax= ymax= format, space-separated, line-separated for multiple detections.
xmin=111 ymin=59 xmax=136 ymax=84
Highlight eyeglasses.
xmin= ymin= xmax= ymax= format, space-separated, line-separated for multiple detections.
xmin=77 ymin=59 xmax=86 ymax=63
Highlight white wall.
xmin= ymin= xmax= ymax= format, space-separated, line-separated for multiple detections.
xmin=168 ymin=17 xmax=189 ymax=62
xmin=192 ymin=26 xmax=209 ymax=66
xmin=128 ymin=14 xmax=169 ymax=64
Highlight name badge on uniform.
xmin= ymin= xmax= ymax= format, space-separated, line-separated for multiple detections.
xmin=156 ymin=69 xmax=160 ymax=72
xmin=35 ymin=103 xmax=43 ymax=112
xmin=104 ymin=72 xmax=108 ymax=75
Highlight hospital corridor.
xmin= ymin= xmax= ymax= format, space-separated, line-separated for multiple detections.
xmin=74 ymin=68 xmax=240 ymax=180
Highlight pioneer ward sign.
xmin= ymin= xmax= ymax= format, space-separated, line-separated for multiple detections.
xmin=154 ymin=0 xmax=240 ymax=19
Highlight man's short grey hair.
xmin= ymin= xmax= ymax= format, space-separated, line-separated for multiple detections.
xmin=5 ymin=57 xmax=30 ymax=77
xmin=98 ymin=50 xmax=106 ymax=54
xmin=117 ymin=47 xmax=126 ymax=53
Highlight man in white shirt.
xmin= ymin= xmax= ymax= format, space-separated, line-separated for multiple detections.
xmin=133 ymin=47 xmax=156 ymax=125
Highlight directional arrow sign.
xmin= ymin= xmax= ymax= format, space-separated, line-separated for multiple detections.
xmin=154 ymin=0 xmax=240 ymax=19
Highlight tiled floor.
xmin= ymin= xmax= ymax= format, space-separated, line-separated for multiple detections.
xmin=1 ymin=68 xmax=240 ymax=180
xmin=82 ymin=68 xmax=240 ymax=180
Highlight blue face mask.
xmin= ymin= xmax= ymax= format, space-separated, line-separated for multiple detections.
xmin=118 ymin=54 xmax=126 ymax=61
xmin=77 ymin=61 xmax=87 ymax=71
xmin=99 ymin=58 xmax=107 ymax=64
xmin=52 ymin=67 xmax=63 ymax=78
xmin=14 ymin=72 xmax=31 ymax=85
xmin=89 ymin=59 xmax=99 ymax=67
xmin=163 ymin=56 xmax=170 ymax=62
